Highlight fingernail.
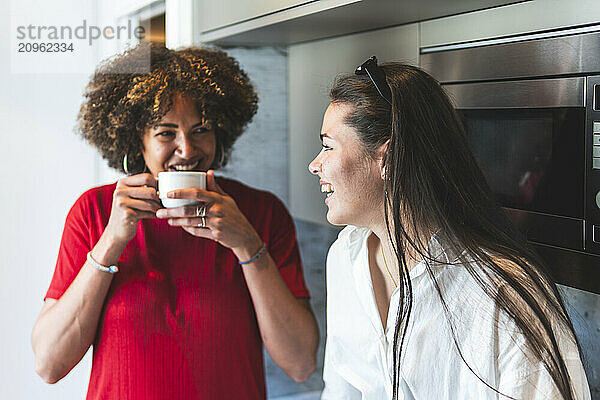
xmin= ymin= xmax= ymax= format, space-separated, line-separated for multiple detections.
xmin=167 ymin=191 xmax=175 ymax=198
xmin=168 ymin=219 xmax=173 ymax=225
xmin=156 ymin=210 xmax=166 ymax=218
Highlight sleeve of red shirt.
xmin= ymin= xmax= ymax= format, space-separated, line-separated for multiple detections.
xmin=45 ymin=190 xmax=93 ymax=301
xmin=263 ymin=194 xmax=310 ymax=299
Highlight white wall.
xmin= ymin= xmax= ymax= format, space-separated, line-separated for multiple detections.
xmin=0 ymin=70 xmax=96 ymax=397
xmin=0 ymin=0 xmax=132 ymax=398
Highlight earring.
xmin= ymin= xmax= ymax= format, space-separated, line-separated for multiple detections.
xmin=123 ymin=154 xmax=130 ymax=175
xmin=216 ymin=142 xmax=225 ymax=169
xmin=123 ymin=153 xmax=148 ymax=175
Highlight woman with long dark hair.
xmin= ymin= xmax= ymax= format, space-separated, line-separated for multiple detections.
xmin=309 ymin=57 xmax=590 ymax=399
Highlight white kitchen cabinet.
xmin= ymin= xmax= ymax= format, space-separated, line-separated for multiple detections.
xmin=288 ymin=24 xmax=419 ymax=224
xmin=199 ymin=0 xmax=313 ymax=32
xmin=195 ymin=0 xmax=519 ymax=46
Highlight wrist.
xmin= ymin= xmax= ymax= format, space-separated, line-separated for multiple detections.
xmin=238 ymin=243 xmax=267 ymax=266
xmin=93 ymin=231 xmax=127 ymax=267
xmin=232 ymin=236 xmax=264 ymax=263
xmin=87 ymin=252 xmax=119 ymax=274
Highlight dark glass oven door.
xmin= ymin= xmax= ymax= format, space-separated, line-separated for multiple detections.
xmin=445 ymin=77 xmax=586 ymax=251
xmin=461 ymin=108 xmax=585 ymax=219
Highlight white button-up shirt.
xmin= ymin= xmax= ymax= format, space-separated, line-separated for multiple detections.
xmin=321 ymin=226 xmax=590 ymax=400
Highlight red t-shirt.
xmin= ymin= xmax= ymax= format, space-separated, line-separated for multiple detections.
xmin=45 ymin=178 xmax=309 ymax=400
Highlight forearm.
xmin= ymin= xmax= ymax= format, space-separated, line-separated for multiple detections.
xmin=32 ymin=234 xmax=125 ymax=383
xmin=237 ymin=246 xmax=319 ymax=382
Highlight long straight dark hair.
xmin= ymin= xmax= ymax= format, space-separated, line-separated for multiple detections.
xmin=330 ymin=63 xmax=580 ymax=399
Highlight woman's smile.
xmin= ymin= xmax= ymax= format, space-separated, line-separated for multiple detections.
xmin=167 ymin=160 xmax=202 ymax=171
xmin=321 ymin=182 xmax=335 ymax=203
xmin=309 ymin=102 xmax=384 ymax=226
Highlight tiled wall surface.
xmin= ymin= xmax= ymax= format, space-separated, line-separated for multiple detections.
xmin=559 ymin=286 xmax=600 ymax=399
xmin=218 ymin=47 xmax=290 ymax=208
xmin=221 ymin=46 xmax=599 ymax=400
xmin=265 ymin=219 xmax=340 ymax=398
xmin=219 ymin=46 xmax=334 ymax=398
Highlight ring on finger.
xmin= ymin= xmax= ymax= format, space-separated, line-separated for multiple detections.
xmin=196 ymin=203 xmax=207 ymax=218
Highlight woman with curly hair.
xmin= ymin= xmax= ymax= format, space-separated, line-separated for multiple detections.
xmin=31 ymin=43 xmax=318 ymax=399
xmin=309 ymin=57 xmax=590 ymax=399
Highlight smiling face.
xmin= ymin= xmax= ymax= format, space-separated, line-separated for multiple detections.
xmin=142 ymin=95 xmax=216 ymax=176
xmin=308 ymin=102 xmax=385 ymax=226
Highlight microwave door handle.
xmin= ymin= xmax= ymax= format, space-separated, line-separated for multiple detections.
xmin=445 ymin=77 xmax=585 ymax=109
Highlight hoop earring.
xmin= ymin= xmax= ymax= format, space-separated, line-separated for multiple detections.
xmin=123 ymin=153 xmax=148 ymax=175
xmin=123 ymin=154 xmax=130 ymax=175
xmin=217 ymin=142 xmax=225 ymax=169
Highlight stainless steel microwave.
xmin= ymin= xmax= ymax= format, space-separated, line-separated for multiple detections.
xmin=421 ymin=26 xmax=600 ymax=292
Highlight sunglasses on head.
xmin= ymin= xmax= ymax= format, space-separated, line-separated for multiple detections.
xmin=355 ymin=56 xmax=392 ymax=106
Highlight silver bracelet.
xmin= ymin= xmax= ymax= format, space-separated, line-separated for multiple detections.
xmin=87 ymin=252 xmax=119 ymax=274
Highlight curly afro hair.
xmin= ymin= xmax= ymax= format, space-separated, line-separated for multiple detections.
xmin=78 ymin=42 xmax=258 ymax=173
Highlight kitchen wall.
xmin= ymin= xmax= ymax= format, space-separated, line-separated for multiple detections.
xmin=218 ymin=47 xmax=290 ymax=208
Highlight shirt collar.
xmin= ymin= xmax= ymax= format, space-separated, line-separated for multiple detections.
xmin=342 ymin=225 xmax=464 ymax=280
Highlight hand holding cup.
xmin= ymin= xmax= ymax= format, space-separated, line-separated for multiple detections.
xmin=156 ymin=170 xmax=263 ymax=253
xmin=104 ymin=173 xmax=161 ymax=244
xmin=158 ymin=171 xmax=206 ymax=208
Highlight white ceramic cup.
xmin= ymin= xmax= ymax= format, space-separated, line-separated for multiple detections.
xmin=157 ymin=171 xmax=206 ymax=208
